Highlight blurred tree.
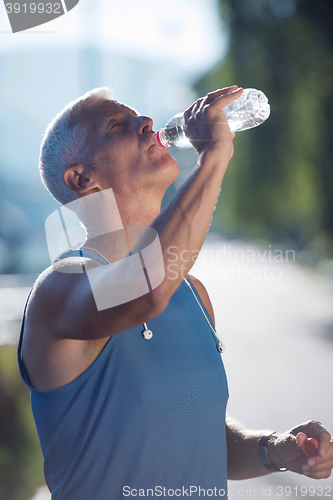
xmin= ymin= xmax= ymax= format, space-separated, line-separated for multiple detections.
xmin=195 ymin=0 xmax=333 ymax=258
xmin=0 ymin=346 xmax=45 ymax=500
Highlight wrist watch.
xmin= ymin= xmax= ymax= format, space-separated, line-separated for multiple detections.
xmin=258 ymin=433 xmax=287 ymax=472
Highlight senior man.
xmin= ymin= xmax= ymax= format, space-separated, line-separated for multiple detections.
xmin=18 ymin=86 xmax=332 ymax=499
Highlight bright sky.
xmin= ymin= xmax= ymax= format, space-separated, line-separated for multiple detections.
xmin=0 ymin=0 xmax=226 ymax=71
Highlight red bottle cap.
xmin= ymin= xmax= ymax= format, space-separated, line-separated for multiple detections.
xmin=302 ymin=438 xmax=319 ymax=458
xmin=154 ymin=130 xmax=168 ymax=148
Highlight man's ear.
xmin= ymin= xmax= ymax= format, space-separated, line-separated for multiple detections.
xmin=63 ymin=163 xmax=99 ymax=195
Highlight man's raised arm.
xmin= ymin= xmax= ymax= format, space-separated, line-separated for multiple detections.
xmin=141 ymin=86 xmax=243 ymax=304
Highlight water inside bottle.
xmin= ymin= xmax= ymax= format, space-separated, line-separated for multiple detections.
xmin=222 ymin=89 xmax=270 ymax=132
xmin=164 ymin=113 xmax=192 ymax=148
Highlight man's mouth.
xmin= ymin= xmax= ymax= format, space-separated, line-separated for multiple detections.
xmin=149 ymin=132 xmax=166 ymax=150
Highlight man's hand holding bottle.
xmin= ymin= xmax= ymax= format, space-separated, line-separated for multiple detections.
xmin=183 ymin=86 xmax=243 ymax=156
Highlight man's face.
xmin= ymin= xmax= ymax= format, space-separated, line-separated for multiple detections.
xmin=88 ymin=99 xmax=179 ymax=197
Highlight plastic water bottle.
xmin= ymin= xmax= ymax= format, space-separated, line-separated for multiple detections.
xmin=155 ymin=88 xmax=270 ymax=149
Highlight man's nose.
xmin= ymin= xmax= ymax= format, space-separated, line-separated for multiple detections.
xmin=137 ymin=116 xmax=153 ymax=134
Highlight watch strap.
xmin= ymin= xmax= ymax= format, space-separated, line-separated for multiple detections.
xmin=258 ymin=434 xmax=287 ymax=472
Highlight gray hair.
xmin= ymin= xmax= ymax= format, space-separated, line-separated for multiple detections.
xmin=39 ymin=87 xmax=114 ymax=206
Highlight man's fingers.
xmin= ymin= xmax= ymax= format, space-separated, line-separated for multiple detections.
xmin=300 ymin=427 xmax=333 ymax=479
xmin=183 ymin=101 xmax=199 ymax=121
xmin=303 ymin=459 xmax=333 ymax=480
xmin=201 ymin=86 xmax=239 ymax=105
xmin=319 ymin=432 xmax=332 ymax=457
xmin=304 ymin=469 xmax=332 ymax=480
xmin=183 ymin=98 xmax=205 ymax=122
xmin=305 ymin=458 xmax=333 ymax=472
xmin=303 ymin=458 xmax=333 ymax=479
xmin=184 ymin=86 xmax=240 ymax=120
xmin=296 ymin=432 xmax=308 ymax=448
xmin=306 ymin=421 xmax=332 ymax=457
xmin=207 ymin=87 xmax=243 ymax=109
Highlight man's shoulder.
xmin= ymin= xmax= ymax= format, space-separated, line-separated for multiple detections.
xmin=22 ymin=261 xmax=108 ymax=391
xmin=28 ymin=258 xmax=96 ymax=318
xmin=34 ymin=256 xmax=101 ymax=290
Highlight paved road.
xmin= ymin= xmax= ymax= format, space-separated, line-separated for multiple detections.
xmin=190 ymin=239 xmax=333 ymax=499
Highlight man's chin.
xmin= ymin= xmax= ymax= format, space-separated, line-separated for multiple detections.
xmin=149 ymin=155 xmax=179 ymax=190
xmin=159 ymin=155 xmax=179 ymax=180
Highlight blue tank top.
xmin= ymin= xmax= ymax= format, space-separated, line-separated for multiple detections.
xmin=18 ymin=250 xmax=229 ymax=499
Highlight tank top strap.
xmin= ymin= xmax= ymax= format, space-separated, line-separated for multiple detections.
xmin=17 ymin=287 xmax=34 ymax=387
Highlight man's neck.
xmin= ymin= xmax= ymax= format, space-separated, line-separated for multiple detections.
xmin=77 ymin=188 xmax=162 ymax=262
